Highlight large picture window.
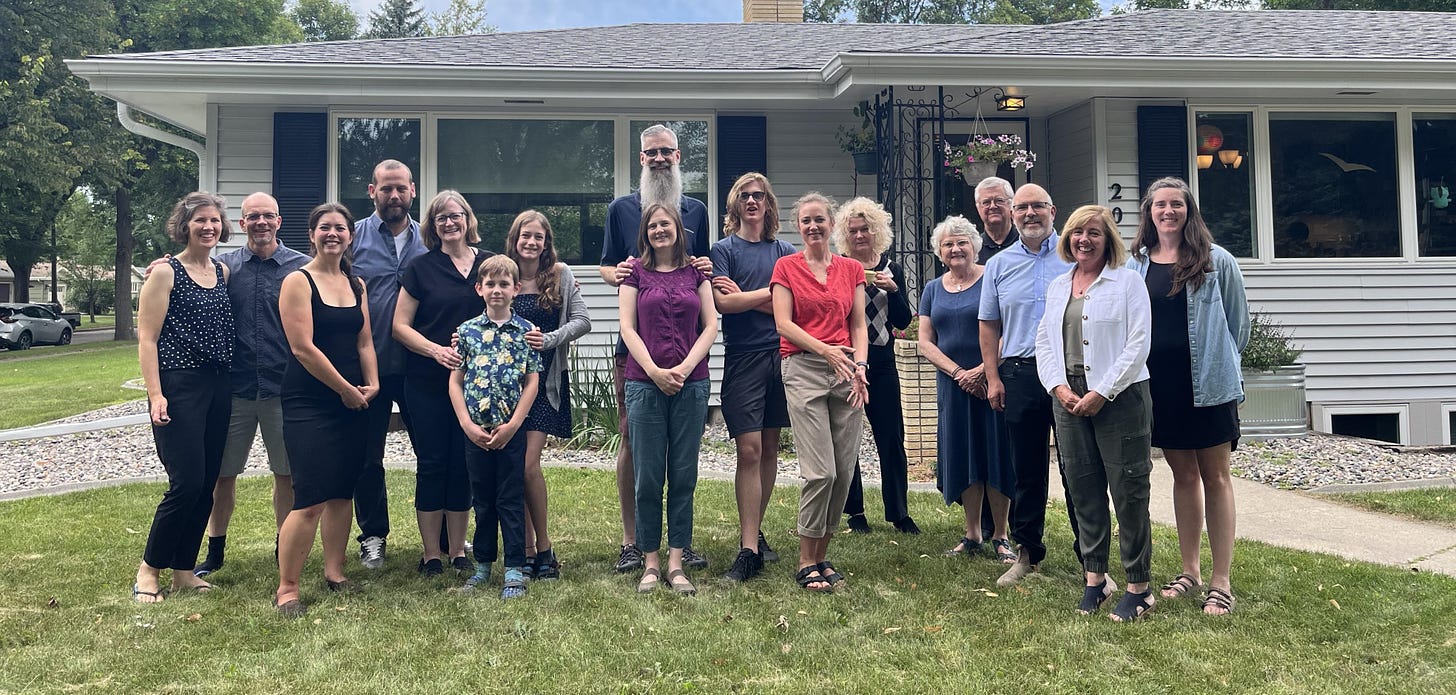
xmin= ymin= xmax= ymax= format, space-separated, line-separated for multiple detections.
xmin=1194 ymin=112 xmax=1255 ymax=257
xmin=1414 ymin=114 xmax=1456 ymax=257
xmin=437 ymin=118 xmax=615 ymax=264
xmin=337 ymin=117 xmax=421 ymax=223
xmin=1269 ymin=112 xmax=1398 ymax=258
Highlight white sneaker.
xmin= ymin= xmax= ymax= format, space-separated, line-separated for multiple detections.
xmin=360 ymin=536 xmax=386 ymax=570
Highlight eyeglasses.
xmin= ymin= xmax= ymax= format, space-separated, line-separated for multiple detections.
xmin=1012 ymin=201 xmax=1052 ymax=213
xmin=641 ymin=147 xmax=678 ymax=158
xmin=433 ymin=212 xmax=466 ymax=224
xmin=243 ymin=212 xmax=279 ymax=222
xmin=976 ymin=197 xmax=1010 ymax=208
xmin=737 ymin=191 xmax=767 ymax=202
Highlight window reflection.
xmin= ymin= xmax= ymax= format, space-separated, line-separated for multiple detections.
xmin=1195 ymin=113 xmax=1255 ymax=258
xmin=337 ymin=117 xmax=422 ymax=223
xmin=1270 ymin=113 xmax=1398 ymax=258
xmin=1415 ymin=114 xmax=1456 ymax=257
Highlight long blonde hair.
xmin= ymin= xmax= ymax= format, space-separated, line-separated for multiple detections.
xmin=505 ymin=210 xmax=562 ymax=310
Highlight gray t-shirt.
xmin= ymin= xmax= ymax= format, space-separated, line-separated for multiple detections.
xmin=710 ymin=233 xmax=797 ymax=354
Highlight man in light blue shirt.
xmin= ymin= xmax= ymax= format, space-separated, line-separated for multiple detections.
xmin=978 ymin=183 xmax=1081 ymax=587
xmin=351 ymin=159 xmax=427 ymax=569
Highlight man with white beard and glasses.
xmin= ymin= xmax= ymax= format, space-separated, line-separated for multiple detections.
xmin=979 ymin=183 xmax=1083 ymax=587
xmin=599 ymin=124 xmax=713 ymax=573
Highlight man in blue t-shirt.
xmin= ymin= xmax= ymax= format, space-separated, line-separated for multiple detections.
xmin=598 ymin=124 xmax=713 ymax=574
xmin=709 ymin=173 xmax=795 ymax=582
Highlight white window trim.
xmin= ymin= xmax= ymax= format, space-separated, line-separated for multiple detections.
xmin=1319 ymin=403 xmax=1410 ymax=445
xmin=1441 ymin=403 xmax=1456 ymax=445
xmin=329 ymin=110 xmax=716 ymax=268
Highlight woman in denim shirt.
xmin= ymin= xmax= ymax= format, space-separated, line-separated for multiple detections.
xmin=1127 ymin=177 xmax=1249 ymax=617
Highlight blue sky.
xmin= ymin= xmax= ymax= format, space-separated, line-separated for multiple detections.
xmin=349 ymin=1 xmax=1119 ymax=33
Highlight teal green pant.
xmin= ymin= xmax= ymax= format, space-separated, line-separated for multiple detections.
xmin=1052 ymin=376 xmax=1153 ymax=584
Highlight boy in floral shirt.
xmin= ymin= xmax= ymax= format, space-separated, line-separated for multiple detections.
xmin=449 ymin=255 xmax=541 ymax=599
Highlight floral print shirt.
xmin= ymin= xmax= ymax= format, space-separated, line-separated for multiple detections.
xmin=455 ymin=312 xmax=541 ymax=428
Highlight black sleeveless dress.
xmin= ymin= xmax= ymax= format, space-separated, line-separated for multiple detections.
xmin=282 ymin=269 xmax=369 ymax=508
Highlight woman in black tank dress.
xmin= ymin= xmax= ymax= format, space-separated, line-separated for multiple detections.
xmin=273 ymin=203 xmax=380 ymax=618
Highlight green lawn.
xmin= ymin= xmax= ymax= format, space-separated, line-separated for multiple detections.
xmin=1321 ymin=488 xmax=1456 ymax=527
xmin=76 ymin=313 xmax=116 ymax=330
xmin=1 ymin=470 xmax=1453 ymax=693
xmin=0 ymin=341 xmax=140 ymax=428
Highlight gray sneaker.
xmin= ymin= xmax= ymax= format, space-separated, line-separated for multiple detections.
xmin=682 ymin=547 xmax=708 ymax=570
xmin=996 ymin=552 xmax=1038 ymax=587
xmin=360 ymin=536 xmax=386 ymax=570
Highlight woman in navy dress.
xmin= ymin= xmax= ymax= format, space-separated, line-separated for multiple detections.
xmin=273 ymin=203 xmax=379 ymax=617
xmin=916 ymin=216 xmax=1014 ymax=563
xmin=133 ymin=192 xmax=235 ymax=602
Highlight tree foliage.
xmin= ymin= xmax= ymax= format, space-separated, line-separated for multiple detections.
xmin=292 ymin=0 xmax=359 ymax=42
xmin=366 ymin=0 xmax=427 ymax=38
xmin=429 ymin=0 xmax=496 ymax=36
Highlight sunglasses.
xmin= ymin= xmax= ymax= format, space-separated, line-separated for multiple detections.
xmin=737 ymin=191 xmax=767 ymax=202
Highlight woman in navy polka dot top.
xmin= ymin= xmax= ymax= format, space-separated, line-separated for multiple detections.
xmin=132 ymin=192 xmax=236 ymax=603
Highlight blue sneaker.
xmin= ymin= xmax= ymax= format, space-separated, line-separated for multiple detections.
xmin=462 ymin=564 xmax=492 ymax=593
xmin=501 ymin=567 xmax=528 ymax=600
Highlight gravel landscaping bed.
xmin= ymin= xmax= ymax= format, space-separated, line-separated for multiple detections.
xmin=7 ymin=403 xmax=1454 ymax=497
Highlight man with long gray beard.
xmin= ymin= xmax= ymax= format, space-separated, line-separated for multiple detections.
xmin=599 ymin=124 xmax=712 ymax=573
xmin=979 ymin=183 xmax=1082 ymax=587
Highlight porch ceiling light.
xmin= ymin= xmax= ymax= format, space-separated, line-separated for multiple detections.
xmin=994 ymin=90 xmax=1025 ymax=112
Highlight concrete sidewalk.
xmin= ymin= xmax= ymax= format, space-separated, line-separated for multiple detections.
xmin=1046 ymin=461 xmax=1456 ymax=577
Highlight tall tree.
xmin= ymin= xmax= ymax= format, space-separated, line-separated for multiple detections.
xmin=429 ymin=0 xmax=496 ymax=36
xmin=366 ymin=0 xmax=427 ymax=39
xmin=292 ymin=0 xmax=359 ymax=41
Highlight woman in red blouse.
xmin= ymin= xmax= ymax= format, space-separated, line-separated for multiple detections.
xmin=771 ymin=192 xmax=869 ymax=593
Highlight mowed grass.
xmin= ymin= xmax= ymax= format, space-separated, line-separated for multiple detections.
xmin=0 ymin=341 xmax=140 ymax=429
xmin=1321 ymin=488 xmax=1456 ymax=527
xmin=2 ymin=470 xmax=1454 ymax=694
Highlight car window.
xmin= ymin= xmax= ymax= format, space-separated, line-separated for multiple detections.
xmin=0 ymin=307 xmax=12 ymax=319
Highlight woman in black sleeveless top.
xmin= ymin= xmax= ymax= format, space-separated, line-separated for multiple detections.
xmin=133 ymin=192 xmax=235 ymax=603
xmin=273 ymin=203 xmax=380 ymax=618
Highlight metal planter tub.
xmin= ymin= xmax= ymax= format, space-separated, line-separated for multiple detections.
xmin=1240 ymin=364 xmax=1308 ymax=439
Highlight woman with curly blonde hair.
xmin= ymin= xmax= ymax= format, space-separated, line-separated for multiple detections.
xmin=831 ymin=197 xmax=917 ymax=535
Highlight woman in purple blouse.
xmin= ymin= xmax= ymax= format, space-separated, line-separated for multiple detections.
xmin=619 ymin=203 xmax=719 ymax=597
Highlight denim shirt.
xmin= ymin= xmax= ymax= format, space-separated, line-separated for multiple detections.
xmin=217 ymin=241 xmax=310 ymax=399
xmin=352 ymin=213 xmax=426 ymax=377
xmin=1127 ymin=244 xmax=1250 ymax=406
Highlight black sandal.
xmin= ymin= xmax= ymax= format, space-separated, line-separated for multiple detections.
xmin=1159 ymin=573 xmax=1201 ymax=599
xmin=1077 ymin=578 xmax=1117 ymax=615
xmin=1202 ymin=587 xmax=1236 ymax=616
xmin=992 ymin=538 xmax=1017 ymax=564
xmin=795 ymin=566 xmax=832 ymax=593
xmin=944 ymin=537 xmax=982 ymax=558
xmin=534 ymin=548 xmax=560 ymax=581
xmin=1110 ymin=590 xmax=1156 ymax=622
xmin=816 ymin=561 xmax=845 ymax=586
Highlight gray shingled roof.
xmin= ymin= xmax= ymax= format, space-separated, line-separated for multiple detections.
xmin=87 ymin=10 xmax=1456 ymax=69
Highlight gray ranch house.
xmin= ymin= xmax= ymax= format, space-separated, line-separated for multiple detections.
xmin=69 ymin=5 xmax=1456 ymax=444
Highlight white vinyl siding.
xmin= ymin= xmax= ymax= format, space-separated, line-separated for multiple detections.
xmin=214 ymin=105 xmax=281 ymax=224
xmin=1045 ymin=100 xmax=1096 ymax=215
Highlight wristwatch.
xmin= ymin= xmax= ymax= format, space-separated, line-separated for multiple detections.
xmin=855 ymin=361 xmax=869 ymax=369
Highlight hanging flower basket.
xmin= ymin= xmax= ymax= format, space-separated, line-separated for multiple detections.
xmin=943 ymin=135 xmax=1036 ymax=185
xmin=959 ymin=161 xmax=999 ymax=186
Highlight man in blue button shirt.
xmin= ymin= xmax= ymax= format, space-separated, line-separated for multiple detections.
xmin=351 ymin=159 xmax=428 ymax=570
xmin=192 ymin=192 xmax=309 ymax=577
xmin=979 ymin=183 xmax=1082 ymax=587
xmin=598 ymin=124 xmax=713 ymax=574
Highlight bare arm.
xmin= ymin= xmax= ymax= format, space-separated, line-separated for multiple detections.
xmin=136 ymin=263 xmax=173 ymax=426
xmin=979 ymin=319 xmax=1006 ymax=411
xmin=848 ymin=284 xmax=870 ymax=407
xmin=598 ymin=259 xmax=633 ymax=287
xmin=280 ymin=273 xmax=367 ymax=408
xmin=773 ymin=284 xmax=856 ymax=384
xmin=392 ymin=287 xmax=460 ymax=370
xmin=356 ymin=284 xmax=380 ymax=394
xmin=712 ymin=282 xmax=774 ymax=314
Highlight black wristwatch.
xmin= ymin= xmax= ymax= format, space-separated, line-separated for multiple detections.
xmin=855 ymin=361 xmax=869 ymax=369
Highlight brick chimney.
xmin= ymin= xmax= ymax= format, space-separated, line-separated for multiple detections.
xmin=743 ymin=0 xmax=804 ymax=22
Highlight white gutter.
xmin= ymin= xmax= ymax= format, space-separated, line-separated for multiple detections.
xmin=115 ymin=103 xmax=208 ymax=190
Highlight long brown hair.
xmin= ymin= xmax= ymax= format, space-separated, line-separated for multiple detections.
xmin=307 ymin=202 xmax=363 ymax=298
xmin=505 ymin=209 xmax=562 ymax=310
xmin=637 ymin=203 xmax=688 ymax=269
xmin=1132 ymin=177 xmax=1213 ymax=295
xmin=723 ymin=172 xmax=781 ymax=240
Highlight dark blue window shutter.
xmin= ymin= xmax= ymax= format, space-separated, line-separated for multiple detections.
xmin=1137 ymin=105 xmax=1189 ymax=195
xmin=716 ymin=115 xmax=767 ymax=238
xmin=273 ymin=112 xmax=328 ymax=251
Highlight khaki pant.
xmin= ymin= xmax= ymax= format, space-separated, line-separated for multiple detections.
xmin=783 ymin=352 xmax=865 ymax=538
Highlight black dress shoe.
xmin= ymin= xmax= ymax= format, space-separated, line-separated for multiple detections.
xmin=893 ymin=516 xmax=922 ymax=535
xmin=847 ymin=514 xmax=871 ymax=534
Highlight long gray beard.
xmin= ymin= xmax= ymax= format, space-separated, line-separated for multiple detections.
xmin=640 ymin=164 xmax=683 ymax=211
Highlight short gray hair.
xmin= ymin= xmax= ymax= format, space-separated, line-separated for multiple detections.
xmin=930 ymin=215 xmax=982 ymax=256
xmin=639 ymin=124 xmax=678 ymax=148
xmin=974 ymin=176 xmax=1013 ymax=201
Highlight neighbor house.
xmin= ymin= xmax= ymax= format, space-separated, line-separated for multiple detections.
xmin=68 ymin=3 xmax=1456 ymax=444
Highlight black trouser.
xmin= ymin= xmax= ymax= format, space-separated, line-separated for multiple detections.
xmin=465 ymin=430 xmax=527 ymax=568
xmin=403 ymin=375 xmax=470 ymax=513
xmin=356 ymin=373 xmax=411 ymax=542
xmin=144 ymin=368 xmax=231 ymax=570
xmin=844 ymin=346 xmax=910 ymax=523
xmin=1001 ymin=357 xmax=1080 ymax=566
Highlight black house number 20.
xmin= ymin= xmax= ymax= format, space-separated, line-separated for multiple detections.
xmin=1108 ymin=183 xmax=1124 ymax=223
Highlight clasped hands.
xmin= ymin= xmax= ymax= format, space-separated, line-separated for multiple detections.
xmin=1053 ymin=384 xmax=1107 ymax=417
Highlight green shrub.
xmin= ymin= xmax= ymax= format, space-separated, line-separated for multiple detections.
xmin=566 ymin=340 xmax=621 ymax=456
xmin=1242 ymin=311 xmax=1302 ymax=371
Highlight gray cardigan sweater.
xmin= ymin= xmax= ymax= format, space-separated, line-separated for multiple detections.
xmin=538 ymin=264 xmax=592 ymax=411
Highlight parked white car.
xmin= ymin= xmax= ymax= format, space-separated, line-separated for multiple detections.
xmin=0 ymin=303 xmax=73 ymax=350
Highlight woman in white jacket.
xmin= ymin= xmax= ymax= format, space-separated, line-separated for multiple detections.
xmin=1035 ymin=205 xmax=1155 ymax=622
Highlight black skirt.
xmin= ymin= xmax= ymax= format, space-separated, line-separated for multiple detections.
xmin=1145 ymin=262 xmax=1239 ymax=451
